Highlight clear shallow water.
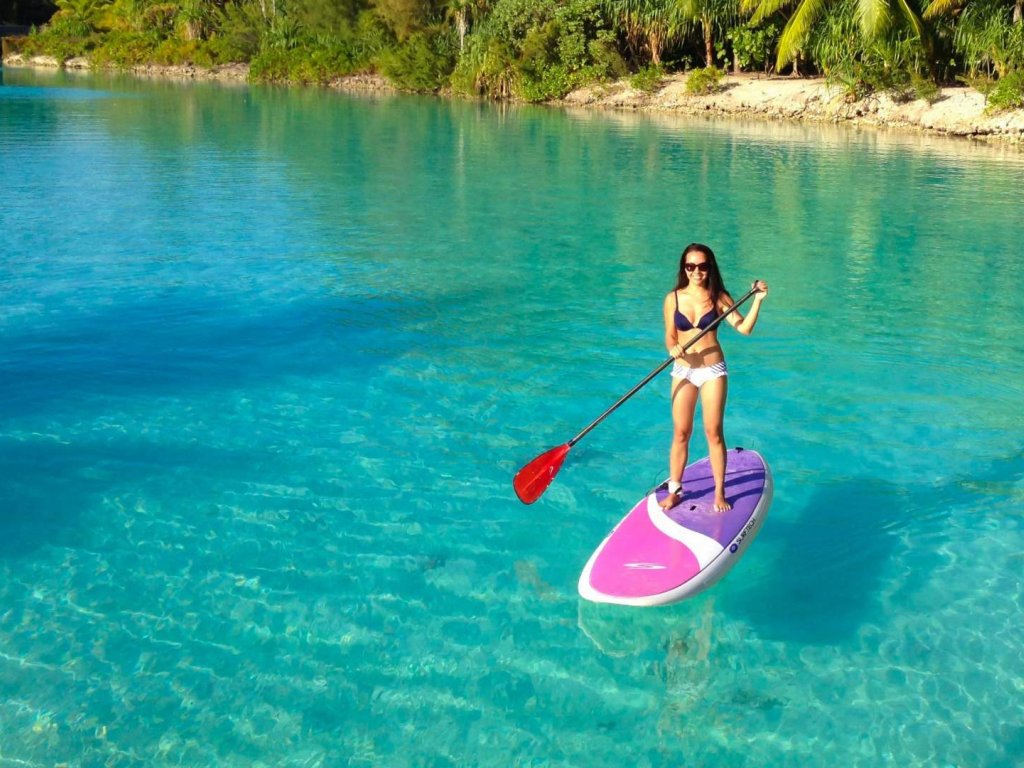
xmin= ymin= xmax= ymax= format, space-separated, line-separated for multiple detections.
xmin=1 ymin=67 xmax=1023 ymax=767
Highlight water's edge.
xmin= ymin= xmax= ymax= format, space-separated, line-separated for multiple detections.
xmin=5 ymin=53 xmax=1024 ymax=145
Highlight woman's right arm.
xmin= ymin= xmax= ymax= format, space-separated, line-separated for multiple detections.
xmin=664 ymin=292 xmax=683 ymax=357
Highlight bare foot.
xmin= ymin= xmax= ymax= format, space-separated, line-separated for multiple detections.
xmin=659 ymin=491 xmax=683 ymax=510
xmin=713 ymin=496 xmax=731 ymax=512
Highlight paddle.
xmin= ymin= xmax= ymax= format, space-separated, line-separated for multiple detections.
xmin=512 ymin=283 xmax=761 ymax=504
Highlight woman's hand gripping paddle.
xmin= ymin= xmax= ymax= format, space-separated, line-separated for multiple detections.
xmin=512 ymin=284 xmax=761 ymax=504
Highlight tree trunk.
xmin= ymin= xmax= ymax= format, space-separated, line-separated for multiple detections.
xmin=649 ymin=30 xmax=663 ymax=65
xmin=704 ymin=19 xmax=713 ymax=68
xmin=1015 ymin=0 xmax=1022 ymax=24
xmin=457 ymin=10 xmax=467 ymax=52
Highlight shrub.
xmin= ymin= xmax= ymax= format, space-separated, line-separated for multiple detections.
xmin=830 ymin=54 xmax=921 ymax=103
xmin=588 ymin=35 xmax=627 ymax=80
xmin=150 ymin=38 xmax=216 ymax=66
xmin=47 ymin=9 xmax=94 ymax=39
xmin=376 ymin=27 xmax=457 ymax=91
xmin=90 ymin=31 xmax=159 ymax=67
xmin=725 ymin=23 xmax=778 ymax=73
xmin=450 ymin=36 xmax=518 ymax=98
xmin=25 ymin=28 xmax=95 ymax=61
xmin=349 ymin=11 xmax=394 ymax=70
xmin=516 ymin=61 xmax=606 ymax=101
xmin=911 ymin=73 xmax=942 ymax=103
xmin=213 ymin=0 xmax=267 ymax=61
xmin=631 ymin=62 xmax=663 ymax=92
xmin=141 ymin=4 xmax=178 ymax=39
xmin=953 ymin=0 xmax=1024 ymax=79
xmin=686 ymin=66 xmax=723 ymax=94
xmin=959 ymin=72 xmax=996 ymax=95
xmin=206 ymin=32 xmax=252 ymax=64
xmin=516 ymin=63 xmax=573 ymax=100
xmin=985 ymin=70 xmax=1024 ymax=112
xmin=250 ymin=47 xmax=305 ymax=82
xmin=454 ymin=0 xmax=616 ymax=100
xmin=1 ymin=35 xmax=28 ymax=58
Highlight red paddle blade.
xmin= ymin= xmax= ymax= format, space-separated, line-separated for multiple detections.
xmin=513 ymin=443 xmax=571 ymax=504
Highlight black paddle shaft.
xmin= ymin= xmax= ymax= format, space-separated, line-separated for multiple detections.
xmin=566 ymin=284 xmax=761 ymax=448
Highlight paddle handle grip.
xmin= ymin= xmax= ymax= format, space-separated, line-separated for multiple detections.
xmin=567 ymin=284 xmax=761 ymax=448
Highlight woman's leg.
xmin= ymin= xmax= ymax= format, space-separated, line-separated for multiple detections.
xmin=700 ymin=375 xmax=730 ymax=511
xmin=661 ymin=377 xmax=699 ymax=509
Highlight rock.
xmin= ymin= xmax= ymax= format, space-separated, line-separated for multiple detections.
xmin=557 ymin=72 xmax=1024 ymax=145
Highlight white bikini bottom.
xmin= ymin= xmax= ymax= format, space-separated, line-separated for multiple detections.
xmin=670 ymin=360 xmax=728 ymax=388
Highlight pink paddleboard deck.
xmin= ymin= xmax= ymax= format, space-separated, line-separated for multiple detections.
xmin=578 ymin=448 xmax=772 ymax=607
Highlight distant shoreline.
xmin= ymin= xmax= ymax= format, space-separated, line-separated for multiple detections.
xmin=5 ymin=53 xmax=1024 ymax=145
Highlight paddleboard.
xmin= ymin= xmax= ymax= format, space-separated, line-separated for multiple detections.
xmin=578 ymin=447 xmax=772 ymax=607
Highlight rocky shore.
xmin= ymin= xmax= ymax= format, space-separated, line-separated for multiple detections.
xmin=564 ymin=73 xmax=1024 ymax=143
xmin=5 ymin=52 xmax=1024 ymax=144
xmin=2 ymin=53 xmax=251 ymax=83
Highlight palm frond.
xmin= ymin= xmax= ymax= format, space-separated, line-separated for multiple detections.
xmin=857 ymin=0 xmax=893 ymax=36
xmin=776 ymin=0 xmax=828 ymax=67
xmin=895 ymin=0 xmax=928 ymax=39
xmin=922 ymin=0 xmax=960 ymax=20
xmin=676 ymin=0 xmax=699 ymax=19
xmin=747 ymin=0 xmax=795 ymax=24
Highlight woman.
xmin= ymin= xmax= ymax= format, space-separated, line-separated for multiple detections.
xmin=661 ymin=243 xmax=768 ymax=512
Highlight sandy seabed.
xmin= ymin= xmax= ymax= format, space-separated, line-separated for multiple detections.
xmin=5 ymin=53 xmax=1024 ymax=144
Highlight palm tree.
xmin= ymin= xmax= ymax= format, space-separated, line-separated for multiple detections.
xmin=746 ymin=0 xmax=928 ymax=69
xmin=447 ymin=0 xmax=470 ymax=50
xmin=677 ymin=0 xmax=740 ymax=66
xmin=926 ymin=0 xmax=1022 ymax=23
xmin=446 ymin=0 xmax=488 ymax=51
xmin=926 ymin=0 xmax=1024 ymax=75
xmin=603 ymin=0 xmax=678 ymax=65
xmin=177 ymin=0 xmax=216 ymax=40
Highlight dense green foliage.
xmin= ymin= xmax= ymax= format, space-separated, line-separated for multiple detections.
xmin=985 ymin=67 xmax=1024 ymax=108
xmin=10 ymin=0 xmax=1024 ymax=102
xmin=723 ymin=22 xmax=777 ymax=71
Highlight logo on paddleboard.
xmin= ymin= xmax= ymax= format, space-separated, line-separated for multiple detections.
xmin=729 ymin=516 xmax=759 ymax=554
xmin=624 ymin=562 xmax=667 ymax=570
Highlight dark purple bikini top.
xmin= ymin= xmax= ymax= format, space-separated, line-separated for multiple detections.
xmin=674 ymin=291 xmax=719 ymax=331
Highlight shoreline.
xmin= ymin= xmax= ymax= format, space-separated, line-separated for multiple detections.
xmin=5 ymin=53 xmax=1024 ymax=144
xmin=564 ymin=73 xmax=1024 ymax=143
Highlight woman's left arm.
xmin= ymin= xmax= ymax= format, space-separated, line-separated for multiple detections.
xmin=724 ymin=281 xmax=768 ymax=336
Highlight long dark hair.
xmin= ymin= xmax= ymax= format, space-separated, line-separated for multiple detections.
xmin=675 ymin=243 xmax=728 ymax=306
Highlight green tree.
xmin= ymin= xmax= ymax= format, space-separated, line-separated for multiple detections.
xmin=446 ymin=0 xmax=471 ymax=48
xmin=452 ymin=0 xmax=619 ymax=99
xmin=926 ymin=0 xmax=1022 ymax=23
xmin=602 ymin=0 xmax=678 ymax=64
xmin=444 ymin=0 xmax=489 ymax=51
xmin=746 ymin=0 xmax=928 ymax=69
xmin=372 ymin=0 xmax=434 ymax=40
xmin=926 ymin=0 xmax=1023 ymax=75
xmin=677 ymin=0 xmax=740 ymax=66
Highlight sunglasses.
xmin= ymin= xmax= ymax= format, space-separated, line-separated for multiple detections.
xmin=684 ymin=262 xmax=709 ymax=273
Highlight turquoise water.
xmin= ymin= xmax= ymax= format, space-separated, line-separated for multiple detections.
xmin=2 ymin=66 xmax=1023 ymax=767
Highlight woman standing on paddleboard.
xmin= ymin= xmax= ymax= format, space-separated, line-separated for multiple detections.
xmin=661 ymin=244 xmax=768 ymax=512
